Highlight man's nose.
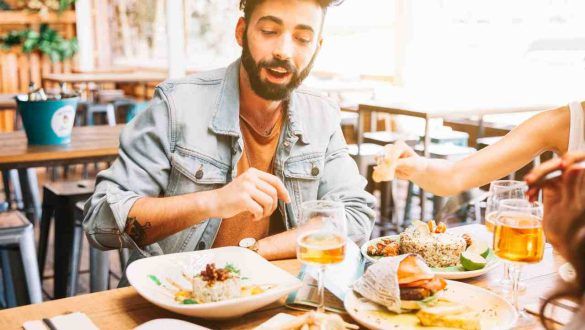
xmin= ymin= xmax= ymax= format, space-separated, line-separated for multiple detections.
xmin=273 ymin=34 xmax=294 ymax=61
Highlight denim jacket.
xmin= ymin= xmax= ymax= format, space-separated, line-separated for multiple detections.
xmin=83 ymin=59 xmax=375 ymax=276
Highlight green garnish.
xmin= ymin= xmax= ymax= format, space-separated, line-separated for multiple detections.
xmin=224 ymin=263 xmax=240 ymax=275
xmin=182 ymin=299 xmax=198 ymax=305
xmin=148 ymin=275 xmax=161 ymax=286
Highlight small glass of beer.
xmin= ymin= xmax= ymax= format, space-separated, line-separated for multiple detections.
xmin=296 ymin=200 xmax=347 ymax=313
xmin=485 ymin=180 xmax=527 ymax=293
xmin=493 ymin=198 xmax=544 ymax=326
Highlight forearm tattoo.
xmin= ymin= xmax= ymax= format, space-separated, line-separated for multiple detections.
xmin=126 ymin=217 xmax=152 ymax=246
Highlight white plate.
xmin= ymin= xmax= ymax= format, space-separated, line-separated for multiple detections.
xmin=361 ymin=235 xmax=500 ymax=280
xmin=559 ymin=262 xmax=576 ymax=282
xmin=134 ymin=319 xmax=210 ymax=330
xmin=344 ymin=280 xmax=517 ymax=330
xmin=126 ymin=247 xmax=302 ymax=320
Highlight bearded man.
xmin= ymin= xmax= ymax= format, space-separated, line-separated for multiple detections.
xmin=84 ymin=0 xmax=375 ymax=286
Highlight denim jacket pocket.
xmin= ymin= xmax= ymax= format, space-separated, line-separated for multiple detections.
xmin=168 ymin=145 xmax=230 ymax=195
xmin=283 ymin=152 xmax=325 ymax=218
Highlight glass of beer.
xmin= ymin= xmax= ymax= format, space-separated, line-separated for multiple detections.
xmin=485 ymin=180 xmax=527 ymax=293
xmin=296 ymin=200 xmax=347 ymax=313
xmin=485 ymin=180 xmax=527 ymax=233
xmin=493 ymin=198 xmax=544 ymax=326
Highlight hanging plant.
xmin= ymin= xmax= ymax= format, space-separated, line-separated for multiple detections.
xmin=0 ymin=24 xmax=78 ymax=62
xmin=16 ymin=0 xmax=76 ymax=13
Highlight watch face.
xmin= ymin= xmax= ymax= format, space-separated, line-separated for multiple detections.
xmin=239 ymin=237 xmax=256 ymax=248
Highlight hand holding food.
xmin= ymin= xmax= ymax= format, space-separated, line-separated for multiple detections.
xmin=372 ymin=140 xmax=425 ymax=182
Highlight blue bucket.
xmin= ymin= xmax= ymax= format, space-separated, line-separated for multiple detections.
xmin=16 ymin=96 xmax=79 ymax=145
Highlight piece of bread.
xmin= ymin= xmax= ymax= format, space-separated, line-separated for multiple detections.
xmin=416 ymin=305 xmax=481 ymax=330
xmin=372 ymin=145 xmax=400 ymax=182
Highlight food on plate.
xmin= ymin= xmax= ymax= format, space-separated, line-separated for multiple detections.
xmin=372 ymin=144 xmax=400 ymax=182
xmin=467 ymin=240 xmax=489 ymax=259
xmin=276 ymin=311 xmax=358 ymax=330
xmin=461 ymin=233 xmax=473 ymax=248
xmin=417 ymin=304 xmax=481 ymax=330
xmin=397 ymin=255 xmax=447 ymax=310
xmin=460 ymin=251 xmax=487 ymax=271
xmin=353 ymin=254 xmax=447 ymax=313
xmin=399 ymin=221 xmax=467 ymax=268
xmin=148 ymin=263 xmax=272 ymax=305
xmin=366 ymin=237 xmax=400 ymax=257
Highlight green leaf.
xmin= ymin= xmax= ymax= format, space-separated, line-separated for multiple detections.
xmin=147 ymin=274 xmax=161 ymax=286
xmin=224 ymin=263 xmax=240 ymax=275
xmin=182 ymin=299 xmax=198 ymax=305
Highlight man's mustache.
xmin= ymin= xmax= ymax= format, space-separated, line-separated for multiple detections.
xmin=259 ymin=58 xmax=297 ymax=75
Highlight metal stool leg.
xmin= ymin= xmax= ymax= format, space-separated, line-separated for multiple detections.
xmin=106 ymin=104 xmax=116 ymax=126
xmin=0 ymin=249 xmax=17 ymax=307
xmin=2 ymin=170 xmax=12 ymax=208
xmin=118 ymin=248 xmax=129 ymax=270
xmin=26 ymin=169 xmax=42 ymax=223
xmin=9 ymin=169 xmax=24 ymax=209
xmin=38 ymin=189 xmax=54 ymax=278
xmin=19 ymin=225 xmax=43 ymax=304
xmin=67 ymin=223 xmax=84 ymax=296
xmin=90 ymin=247 xmax=110 ymax=292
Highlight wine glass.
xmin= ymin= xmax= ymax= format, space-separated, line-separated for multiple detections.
xmin=485 ymin=180 xmax=527 ymax=293
xmin=493 ymin=199 xmax=544 ymax=326
xmin=296 ymin=200 xmax=348 ymax=313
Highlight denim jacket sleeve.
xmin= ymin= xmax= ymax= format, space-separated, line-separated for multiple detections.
xmin=83 ymin=90 xmax=173 ymax=257
xmin=318 ymin=109 xmax=376 ymax=246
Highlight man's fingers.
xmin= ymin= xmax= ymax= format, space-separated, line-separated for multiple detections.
xmin=524 ymin=157 xmax=562 ymax=185
xmin=256 ymin=172 xmax=291 ymax=203
xmin=256 ymin=180 xmax=278 ymax=213
xmin=249 ymin=189 xmax=274 ymax=218
xmin=243 ymin=197 xmax=264 ymax=220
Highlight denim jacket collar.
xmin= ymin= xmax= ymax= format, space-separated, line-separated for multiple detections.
xmin=209 ymin=58 xmax=310 ymax=144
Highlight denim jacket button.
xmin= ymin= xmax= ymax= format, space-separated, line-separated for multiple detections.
xmin=311 ymin=166 xmax=320 ymax=176
xmin=283 ymin=141 xmax=290 ymax=147
xmin=195 ymin=169 xmax=204 ymax=179
xmin=197 ymin=241 xmax=206 ymax=250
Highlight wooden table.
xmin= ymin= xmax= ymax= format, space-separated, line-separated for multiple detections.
xmin=0 ymin=125 xmax=122 ymax=171
xmin=0 ymin=125 xmax=122 ymax=300
xmin=0 ymin=94 xmax=16 ymax=110
xmin=42 ymin=72 xmax=167 ymax=85
xmin=0 ymin=225 xmax=564 ymax=329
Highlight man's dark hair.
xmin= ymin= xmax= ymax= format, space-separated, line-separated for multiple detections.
xmin=239 ymin=0 xmax=344 ymax=21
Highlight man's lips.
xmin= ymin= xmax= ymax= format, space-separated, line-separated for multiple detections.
xmin=264 ymin=67 xmax=292 ymax=82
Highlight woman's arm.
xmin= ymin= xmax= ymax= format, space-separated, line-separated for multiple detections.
xmin=385 ymin=105 xmax=570 ymax=196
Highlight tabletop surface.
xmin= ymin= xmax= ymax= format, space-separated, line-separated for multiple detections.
xmin=0 ymin=125 xmax=122 ymax=170
xmin=42 ymin=72 xmax=167 ymax=84
xmin=0 ymin=224 xmax=564 ymax=329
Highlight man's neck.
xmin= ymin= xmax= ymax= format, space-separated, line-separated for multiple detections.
xmin=239 ymin=64 xmax=285 ymax=133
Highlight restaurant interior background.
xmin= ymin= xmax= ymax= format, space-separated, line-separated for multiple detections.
xmin=0 ymin=0 xmax=584 ymax=311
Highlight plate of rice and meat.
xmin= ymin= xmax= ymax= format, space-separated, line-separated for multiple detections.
xmin=361 ymin=221 xmax=500 ymax=280
xmin=126 ymin=246 xmax=302 ymax=319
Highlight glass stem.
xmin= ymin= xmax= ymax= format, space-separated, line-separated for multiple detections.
xmin=509 ymin=263 xmax=522 ymax=312
xmin=502 ymin=263 xmax=510 ymax=283
xmin=317 ymin=266 xmax=326 ymax=313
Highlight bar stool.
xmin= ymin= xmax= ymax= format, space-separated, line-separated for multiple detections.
xmin=37 ymin=179 xmax=95 ymax=299
xmin=0 ymin=211 xmax=42 ymax=306
xmin=73 ymin=202 xmax=128 ymax=294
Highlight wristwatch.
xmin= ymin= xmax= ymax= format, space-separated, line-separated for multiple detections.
xmin=239 ymin=237 xmax=259 ymax=253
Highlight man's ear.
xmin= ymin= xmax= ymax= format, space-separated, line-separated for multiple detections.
xmin=236 ymin=17 xmax=246 ymax=47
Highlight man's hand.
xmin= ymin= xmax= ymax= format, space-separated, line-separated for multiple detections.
xmin=525 ymin=152 xmax=585 ymax=258
xmin=210 ymin=168 xmax=291 ymax=221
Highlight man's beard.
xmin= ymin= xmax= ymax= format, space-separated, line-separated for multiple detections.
xmin=241 ymin=33 xmax=318 ymax=101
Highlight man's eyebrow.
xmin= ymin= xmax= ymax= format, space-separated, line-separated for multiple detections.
xmin=257 ymin=15 xmax=315 ymax=34
xmin=258 ymin=15 xmax=283 ymax=25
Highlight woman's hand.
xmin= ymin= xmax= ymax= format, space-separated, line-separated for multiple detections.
xmin=525 ymin=152 xmax=585 ymax=258
xmin=372 ymin=140 xmax=428 ymax=182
